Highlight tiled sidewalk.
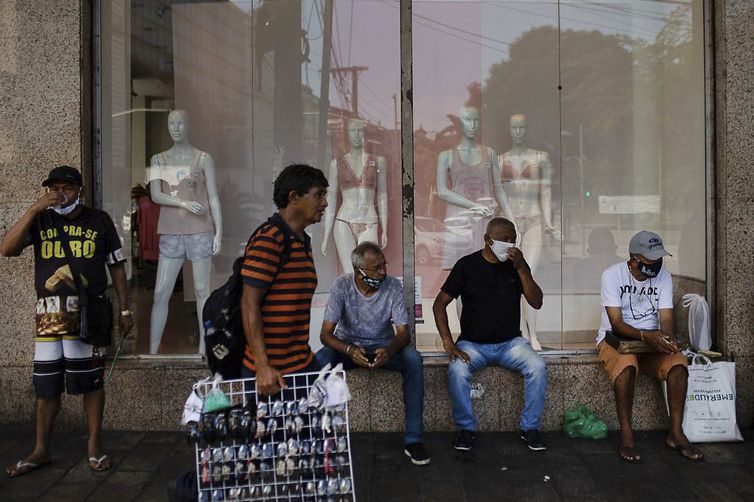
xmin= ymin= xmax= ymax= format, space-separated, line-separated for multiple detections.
xmin=0 ymin=429 xmax=752 ymax=501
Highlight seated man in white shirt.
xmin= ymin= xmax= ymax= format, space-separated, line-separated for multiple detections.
xmin=597 ymin=231 xmax=702 ymax=463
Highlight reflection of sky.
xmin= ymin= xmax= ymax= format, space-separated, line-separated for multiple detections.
xmin=299 ymin=0 xmax=683 ymax=132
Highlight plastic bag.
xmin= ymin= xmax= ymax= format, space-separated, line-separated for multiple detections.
xmin=182 ymin=376 xmax=210 ymax=425
xmin=307 ymin=363 xmax=331 ymax=411
xmin=680 ymin=355 xmax=743 ymax=442
xmin=563 ymin=405 xmax=608 ymax=439
xmin=203 ymin=374 xmax=231 ymax=413
xmin=682 ymin=293 xmax=711 ymax=351
xmin=324 ymin=363 xmax=351 ymax=408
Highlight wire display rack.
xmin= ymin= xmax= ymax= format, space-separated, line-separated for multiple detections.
xmin=193 ymin=371 xmax=356 ymax=501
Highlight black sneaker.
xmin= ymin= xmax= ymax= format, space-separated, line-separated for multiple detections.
xmin=404 ymin=443 xmax=431 ymax=465
xmin=453 ymin=430 xmax=475 ymax=451
xmin=520 ymin=429 xmax=547 ymax=451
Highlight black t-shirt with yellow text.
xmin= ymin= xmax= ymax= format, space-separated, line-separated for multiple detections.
xmin=26 ymin=207 xmax=125 ymax=336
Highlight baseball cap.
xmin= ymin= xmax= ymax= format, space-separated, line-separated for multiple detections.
xmin=42 ymin=165 xmax=83 ymax=187
xmin=629 ymin=230 xmax=672 ymax=261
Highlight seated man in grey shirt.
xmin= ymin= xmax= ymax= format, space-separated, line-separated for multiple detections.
xmin=316 ymin=241 xmax=429 ymax=466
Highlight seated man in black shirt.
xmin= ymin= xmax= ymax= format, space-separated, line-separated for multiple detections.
xmin=433 ymin=217 xmax=547 ymax=451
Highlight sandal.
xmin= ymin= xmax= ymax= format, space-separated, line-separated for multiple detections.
xmin=618 ymin=445 xmax=642 ymax=463
xmin=5 ymin=459 xmax=51 ymax=478
xmin=88 ymin=454 xmax=112 ymax=472
xmin=666 ymin=441 xmax=704 ymax=462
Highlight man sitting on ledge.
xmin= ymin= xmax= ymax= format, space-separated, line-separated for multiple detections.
xmin=433 ymin=217 xmax=547 ymax=452
xmin=315 ymin=242 xmax=429 ymax=466
xmin=598 ymin=230 xmax=702 ymax=463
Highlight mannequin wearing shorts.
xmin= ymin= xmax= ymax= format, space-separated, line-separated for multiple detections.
xmin=147 ymin=110 xmax=222 ymax=354
xmin=322 ymin=118 xmax=388 ymax=273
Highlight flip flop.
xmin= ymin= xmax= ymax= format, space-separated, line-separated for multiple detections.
xmin=5 ymin=459 xmax=51 ymax=478
xmin=618 ymin=445 xmax=642 ymax=463
xmin=88 ymin=454 xmax=112 ymax=472
xmin=666 ymin=441 xmax=704 ymax=462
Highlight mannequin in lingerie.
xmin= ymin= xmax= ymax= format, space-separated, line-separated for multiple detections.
xmin=498 ymin=113 xmax=562 ymax=351
xmin=146 ymin=110 xmax=222 ymax=355
xmin=322 ymin=118 xmax=388 ymax=272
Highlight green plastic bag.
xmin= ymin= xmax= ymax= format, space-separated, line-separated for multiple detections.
xmin=203 ymin=376 xmax=231 ymax=413
xmin=564 ymin=405 xmax=608 ymax=439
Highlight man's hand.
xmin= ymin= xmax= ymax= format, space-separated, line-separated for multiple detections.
xmin=256 ymin=365 xmax=287 ymax=396
xmin=442 ymin=338 xmax=470 ymax=363
xmin=506 ymin=246 xmax=527 ymax=270
xmin=31 ymin=191 xmax=65 ymax=214
xmin=643 ymin=331 xmax=679 ymax=354
xmin=347 ymin=346 xmax=371 ymax=368
xmin=371 ymin=348 xmax=391 ymax=369
xmin=118 ymin=314 xmax=134 ymax=338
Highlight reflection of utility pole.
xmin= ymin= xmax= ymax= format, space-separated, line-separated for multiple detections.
xmin=578 ymin=123 xmax=585 ymax=257
xmin=316 ymin=0 xmax=334 ymax=172
xmin=392 ymin=93 xmax=399 ymax=153
xmin=331 ymin=66 xmax=368 ymax=116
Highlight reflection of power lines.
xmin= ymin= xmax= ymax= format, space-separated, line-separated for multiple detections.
xmin=331 ymin=66 xmax=369 ymax=117
xmin=377 ymin=0 xmax=509 ymax=55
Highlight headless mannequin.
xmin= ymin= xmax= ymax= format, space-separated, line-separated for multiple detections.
xmin=322 ymin=119 xmax=388 ymax=272
xmin=147 ymin=110 xmax=222 ymax=354
xmin=437 ymin=106 xmax=516 ymax=318
xmin=499 ymin=113 xmax=562 ymax=351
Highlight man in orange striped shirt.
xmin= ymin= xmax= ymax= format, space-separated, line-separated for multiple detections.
xmin=240 ymin=164 xmax=329 ymax=395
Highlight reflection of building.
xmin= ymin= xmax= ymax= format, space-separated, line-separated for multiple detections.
xmin=0 ymin=2 xmax=752 ymax=433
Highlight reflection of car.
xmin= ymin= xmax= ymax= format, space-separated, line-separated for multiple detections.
xmin=415 ymin=216 xmax=472 ymax=265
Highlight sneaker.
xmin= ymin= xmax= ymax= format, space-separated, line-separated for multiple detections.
xmin=453 ymin=430 xmax=475 ymax=451
xmin=404 ymin=443 xmax=431 ymax=465
xmin=520 ymin=429 xmax=547 ymax=451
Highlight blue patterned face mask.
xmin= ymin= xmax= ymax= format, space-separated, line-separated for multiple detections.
xmin=359 ymin=269 xmax=385 ymax=290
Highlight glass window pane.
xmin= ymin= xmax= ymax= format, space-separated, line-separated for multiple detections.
xmin=101 ymin=0 xmax=402 ymax=356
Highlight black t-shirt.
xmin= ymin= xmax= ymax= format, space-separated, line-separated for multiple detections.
xmin=441 ymin=250 xmax=522 ymax=344
xmin=26 ymin=207 xmax=126 ymax=336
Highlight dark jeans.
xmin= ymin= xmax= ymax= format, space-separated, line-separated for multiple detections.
xmin=315 ymin=343 xmax=425 ymax=444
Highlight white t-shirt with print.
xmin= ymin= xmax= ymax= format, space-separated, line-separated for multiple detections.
xmin=596 ymin=261 xmax=673 ymax=345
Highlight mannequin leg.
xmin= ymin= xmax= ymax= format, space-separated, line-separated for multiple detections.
xmin=191 ymin=257 xmax=212 ymax=355
xmin=359 ymin=224 xmax=379 ymax=245
xmin=149 ymin=257 xmax=185 ymax=354
xmin=334 ymin=220 xmax=357 ymax=273
xmin=519 ymin=223 xmax=543 ymax=350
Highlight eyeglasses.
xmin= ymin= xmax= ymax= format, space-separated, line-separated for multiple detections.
xmin=362 ymin=262 xmax=388 ymax=273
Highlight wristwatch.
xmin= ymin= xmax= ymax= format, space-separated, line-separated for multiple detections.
xmin=120 ymin=309 xmax=133 ymax=317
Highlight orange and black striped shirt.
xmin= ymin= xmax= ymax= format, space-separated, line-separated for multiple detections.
xmin=241 ymin=215 xmax=316 ymax=374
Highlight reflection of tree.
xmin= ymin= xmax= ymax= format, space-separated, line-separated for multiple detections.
xmin=481 ymin=8 xmax=703 ymax=228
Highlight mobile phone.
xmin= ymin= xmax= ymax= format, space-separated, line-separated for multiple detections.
xmin=365 ymin=352 xmax=376 ymax=364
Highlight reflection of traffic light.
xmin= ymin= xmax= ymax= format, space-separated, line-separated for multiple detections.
xmin=585 ymin=190 xmax=591 ymax=198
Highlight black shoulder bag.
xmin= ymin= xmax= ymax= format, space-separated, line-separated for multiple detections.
xmin=51 ymin=212 xmax=114 ymax=347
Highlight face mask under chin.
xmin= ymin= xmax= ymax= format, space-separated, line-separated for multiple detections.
xmin=51 ymin=195 xmax=81 ymax=216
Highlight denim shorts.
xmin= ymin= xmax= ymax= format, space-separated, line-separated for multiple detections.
xmin=159 ymin=232 xmax=213 ymax=261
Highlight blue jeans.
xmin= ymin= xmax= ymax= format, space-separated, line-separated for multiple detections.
xmin=448 ymin=337 xmax=547 ymax=432
xmin=315 ymin=343 xmax=425 ymax=444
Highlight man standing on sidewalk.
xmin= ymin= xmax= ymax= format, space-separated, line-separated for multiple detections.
xmin=240 ymin=164 xmax=328 ymax=395
xmin=1 ymin=166 xmax=133 ymax=477
xmin=433 ymin=217 xmax=547 ymax=452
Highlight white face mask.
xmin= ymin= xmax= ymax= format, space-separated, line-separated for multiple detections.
xmin=490 ymin=239 xmax=515 ymax=262
xmin=50 ymin=189 xmax=81 ymax=215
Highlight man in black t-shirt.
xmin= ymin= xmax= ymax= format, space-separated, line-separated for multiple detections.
xmin=0 ymin=166 xmax=133 ymax=477
xmin=433 ymin=218 xmax=547 ymax=452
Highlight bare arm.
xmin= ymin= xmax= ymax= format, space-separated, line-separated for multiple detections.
xmin=432 ymin=291 xmax=470 ymax=363
xmin=321 ymin=159 xmax=339 ymax=255
xmin=110 ymin=262 xmax=134 ymax=336
xmin=605 ymin=306 xmax=677 ymax=353
xmin=241 ymin=283 xmax=286 ymax=394
xmin=202 ymin=154 xmax=223 ymax=255
xmin=0 ymin=192 xmax=62 ymax=257
xmin=538 ymin=153 xmax=561 ymax=238
xmin=490 ymin=150 xmax=516 ymax=225
xmin=320 ymin=320 xmax=369 ymax=368
xmin=376 ymin=156 xmax=388 ymax=248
